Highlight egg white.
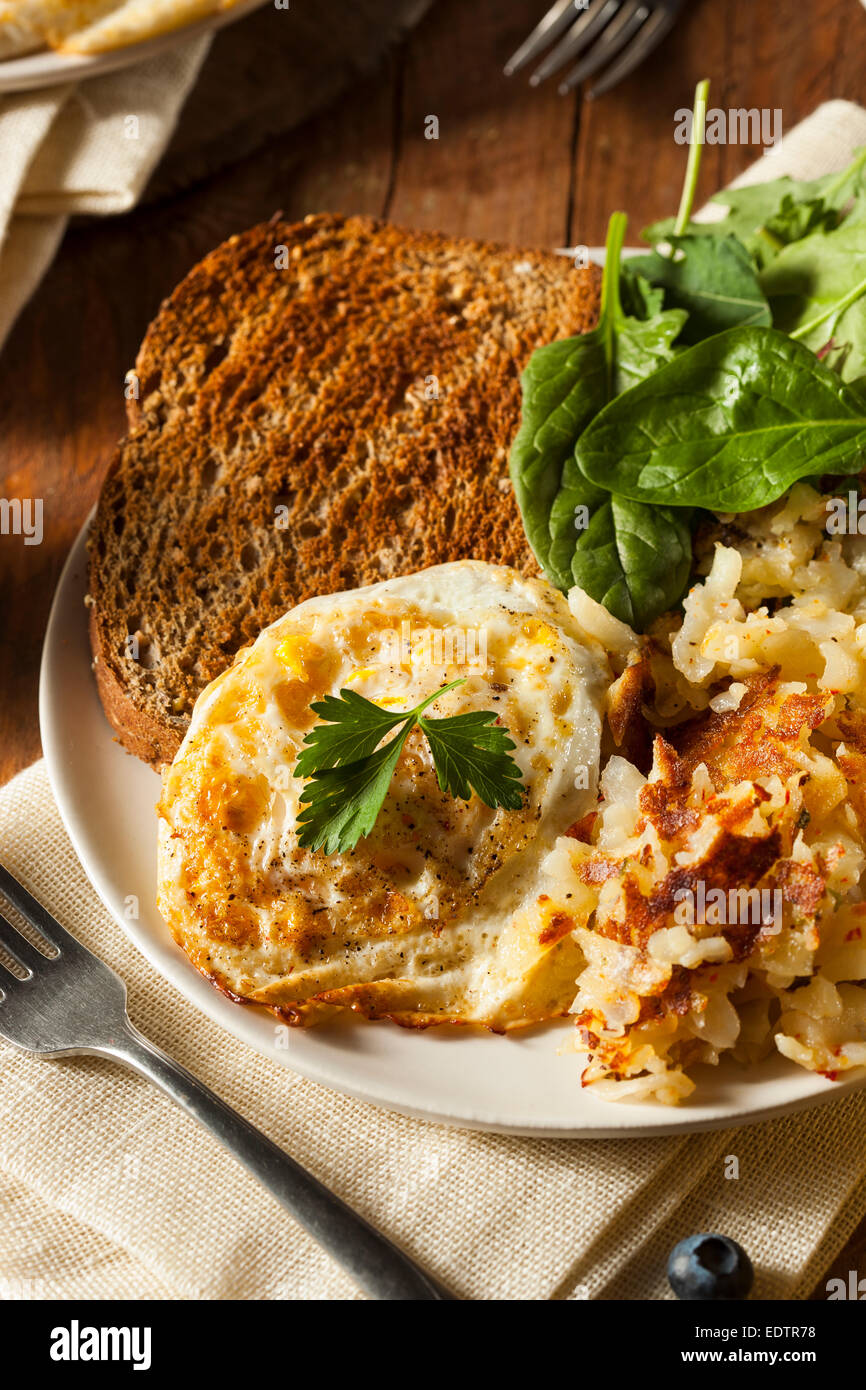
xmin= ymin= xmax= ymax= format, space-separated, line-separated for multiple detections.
xmin=157 ymin=561 xmax=612 ymax=1029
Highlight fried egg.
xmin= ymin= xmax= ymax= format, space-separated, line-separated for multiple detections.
xmin=157 ymin=562 xmax=611 ymax=1030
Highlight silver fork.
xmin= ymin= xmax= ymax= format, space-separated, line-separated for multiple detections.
xmin=505 ymin=0 xmax=686 ymax=98
xmin=0 ymin=859 xmax=449 ymax=1301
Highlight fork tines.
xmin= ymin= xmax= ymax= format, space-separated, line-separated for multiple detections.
xmin=0 ymin=910 xmax=49 ymax=978
xmin=504 ymin=0 xmax=682 ymax=99
xmin=0 ymin=861 xmax=67 ymax=957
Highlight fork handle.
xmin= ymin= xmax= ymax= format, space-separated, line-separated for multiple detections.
xmin=107 ymin=1021 xmax=450 ymax=1300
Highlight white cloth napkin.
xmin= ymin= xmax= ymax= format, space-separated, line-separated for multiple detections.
xmin=4 ymin=102 xmax=866 ymax=1303
xmin=0 ymin=36 xmax=210 ymax=351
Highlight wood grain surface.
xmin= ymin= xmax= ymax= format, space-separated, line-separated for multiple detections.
xmin=1 ymin=0 xmax=865 ymax=1298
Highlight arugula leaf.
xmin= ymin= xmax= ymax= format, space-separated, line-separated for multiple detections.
xmin=569 ymin=497 xmax=693 ymax=631
xmin=295 ymin=682 xmax=524 ymax=854
xmin=759 ymin=206 xmax=866 ymax=380
xmin=576 ymin=325 xmax=866 ymax=512
xmin=509 ymin=211 xmax=686 ymax=593
xmin=627 ymin=234 xmax=771 ymax=344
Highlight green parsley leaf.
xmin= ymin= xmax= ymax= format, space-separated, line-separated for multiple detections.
xmin=418 ymin=709 xmax=525 ymax=810
xmin=296 ymin=725 xmax=415 ymax=855
xmin=294 ymin=680 xmax=524 ymax=854
xmin=294 ymin=688 xmax=408 ymax=776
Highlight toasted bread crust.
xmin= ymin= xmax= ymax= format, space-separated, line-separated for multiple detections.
xmin=88 ymin=213 xmax=601 ymax=766
xmin=88 ymin=602 xmax=171 ymax=766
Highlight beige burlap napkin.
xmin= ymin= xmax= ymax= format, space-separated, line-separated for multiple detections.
xmin=5 ymin=102 xmax=866 ymax=1302
xmin=0 ymin=36 xmax=210 ymax=351
xmin=696 ymin=97 xmax=866 ymax=205
xmin=1 ymin=762 xmax=866 ymax=1302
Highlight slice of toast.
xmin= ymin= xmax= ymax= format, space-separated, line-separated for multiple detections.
xmin=88 ymin=213 xmax=600 ymax=767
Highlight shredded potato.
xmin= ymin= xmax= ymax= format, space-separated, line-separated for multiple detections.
xmin=546 ymin=486 xmax=866 ymax=1103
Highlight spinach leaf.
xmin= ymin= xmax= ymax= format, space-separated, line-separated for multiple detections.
xmin=509 ymin=333 xmax=606 ymax=586
xmin=544 ymin=297 xmax=686 ymax=588
xmin=619 ymin=262 xmax=665 ymax=319
xmin=545 ymin=453 xmax=608 ymax=590
xmin=627 ymin=234 xmax=770 ymax=344
xmin=644 ymin=147 xmax=866 ymax=268
xmin=759 ymin=206 xmax=866 ymax=380
xmin=626 ymin=83 xmax=770 ymax=345
xmin=569 ymin=497 xmax=693 ymax=630
xmin=509 ymin=87 xmax=866 ymax=633
xmin=509 ymin=211 xmax=686 ymax=590
xmin=576 ymin=326 xmax=866 ymax=512
xmin=607 ymin=292 xmax=688 ymax=387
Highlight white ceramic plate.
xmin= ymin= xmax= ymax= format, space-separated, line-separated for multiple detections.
xmin=39 ymin=518 xmax=866 ymax=1136
xmin=0 ymin=0 xmax=268 ymax=93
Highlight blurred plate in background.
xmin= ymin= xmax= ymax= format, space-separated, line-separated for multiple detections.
xmin=0 ymin=0 xmax=269 ymax=93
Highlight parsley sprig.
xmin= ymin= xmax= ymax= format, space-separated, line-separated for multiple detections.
xmin=294 ymin=678 xmax=524 ymax=854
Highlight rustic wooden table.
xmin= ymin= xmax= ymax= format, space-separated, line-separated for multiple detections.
xmin=0 ymin=0 xmax=864 ymax=1298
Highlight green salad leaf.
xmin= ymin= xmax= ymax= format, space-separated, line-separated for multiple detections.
xmin=759 ymin=192 xmax=840 ymax=249
xmin=508 ymin=81 xmax=866 ymax=636
xmin=575 ymin=326 xmax=866 ymax=512
xmin=627 ymin=233 xmax=770 ymax=344
xmin=569 ymin=496 xmax=693 ymax=631
xmin=759 ymin=204 xmax=866 ymax=380
xmin=618 ymin=262 xmax=666 ymax=319
xmin=644 ymin=148 xmax=866 ymax=268
xmin=509 ymin=210 xmax=686 ymax=597
xmin=508 ymin=333 xmax=608 ymax=588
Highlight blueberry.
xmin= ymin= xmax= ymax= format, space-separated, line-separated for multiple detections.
xmin=668 ymin=1233 xmax=754 ymax=1301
